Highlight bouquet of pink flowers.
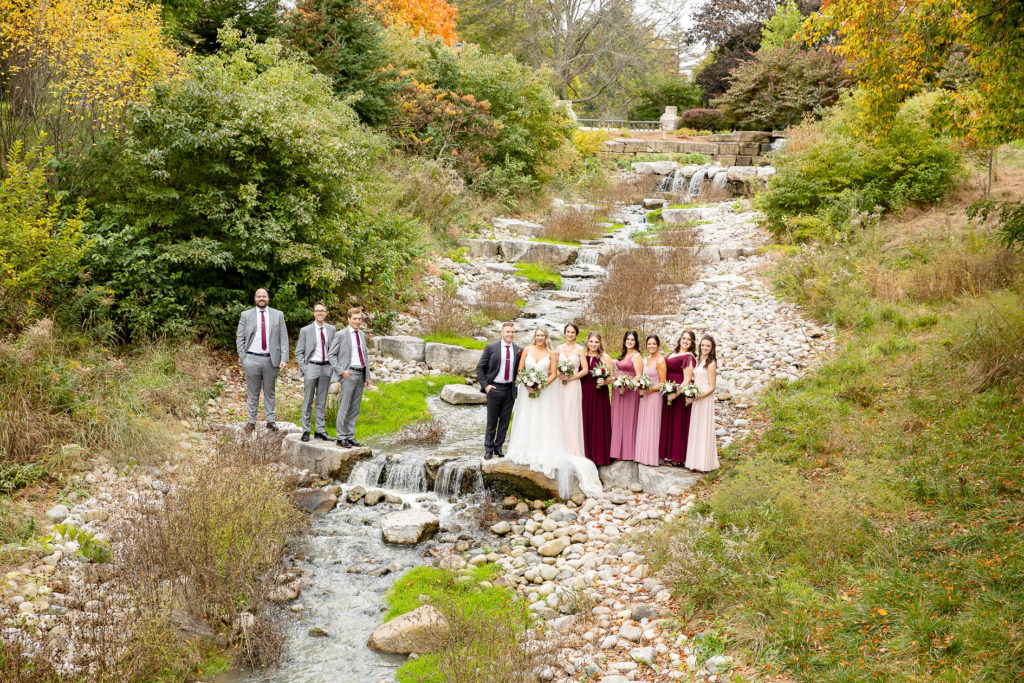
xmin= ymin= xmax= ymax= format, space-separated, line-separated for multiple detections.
xmin=515 ymin=367 xmax=548 ymax=398
xmin=557 ymin=357 xmax=578 ymax=384
xmin=660 ymin=381 xmax=680 ymax=404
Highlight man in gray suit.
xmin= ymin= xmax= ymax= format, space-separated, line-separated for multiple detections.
xmin=236 ymin=288 xmax=288 ymax=432
xmin=327 ymin=307 xmax=372 ymax=448
xmin=295 ymin=302 xmax=335 ymax=442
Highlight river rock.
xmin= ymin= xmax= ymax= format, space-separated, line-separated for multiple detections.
xmin=490 ymin=521 xmax=512 ymax=535
xmin=281 ymin=435 xmax=373 ymax=480
xmin=498 ymin=240 xmax=578 ymax=265
xmin=381 ymin=509 xmax=440 ymax=545
xmin=376 ymin=335 xmax=426 ymax=363
xmin=347 ymin=486 xmax=366 ymax=503
xmin=457 ymin=238 xmax=500 ymax=259
xmin=642 ymin=198 xmax=665 ymax=209
xmin=367 ymin=605 xmax=449 ymax=654
xmin=363 ymin=489 xmax=385 ymax=506
xmin=637 ymin=465 xmax=701 ymax=496
xmin=425 ymin=343 xmax=483 ymax=376
xmin=293 ymin=490 xmax=338 ymax=514
xmin=598 ymin=460 xmax=639 ymax=489
xmin=481 ymin=459 xmax=581 ymax=500
xmin=493 ymin=217 xmax=545 ymax=237
xmin=631 ymin=160 xmax=677 ymax=175
xmin=440 ymin=383 xmax=487 ymax=405
xmin=45 ymin=505 xmax=69 ymax=523
xmin=538 ymin=537 xmax=569 ymax=557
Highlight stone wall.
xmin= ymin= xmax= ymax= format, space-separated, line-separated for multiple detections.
xmin=598 ymin=131 xmax=782 ymax=167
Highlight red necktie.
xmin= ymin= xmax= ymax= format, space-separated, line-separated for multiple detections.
xmin=320 ymin=327 xmax=326 ymax=362
xmin=355 ymin=330 xmax=365 ymax=367
xmin=260 ymin=310 xmax=266 ymax=351
xmin=504 ymin=345 xmax=510 ymax=381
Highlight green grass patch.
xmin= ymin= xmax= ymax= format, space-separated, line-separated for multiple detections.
xmin=643 ymin=221 xmax=1024 ymax=679
xmin=530 ymin=237 xmax=579 ymax=246
xmin=514 ymin=262 xmax=561 ymax=289
xmin=282 ymin=374 xmax=464 ymax=440
xmin=422 ymin=334 xmax=489 ymax=350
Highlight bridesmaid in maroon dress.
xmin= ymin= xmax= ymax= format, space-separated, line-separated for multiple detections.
xmin=660 ymin=330 xmax=697 ymax=465
xmin=610 ymin=330 xmax=644 ymax=461
xmin=580 ymin=332 xmax=614 ymax=466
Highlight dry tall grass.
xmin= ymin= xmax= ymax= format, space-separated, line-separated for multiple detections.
xmin=542 ymin=210 xmax=603 ymax=243
xmin=906 ymin=248 xmax=1021 ymax=302
xmin=419 ymin=287 xmax=477 ymax=337
xmin=475 ymin=280 xmax=521 ymax=321
xmin=594 ymin=173 xmax=661 ymax=206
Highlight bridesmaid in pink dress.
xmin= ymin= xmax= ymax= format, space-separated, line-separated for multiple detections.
xmin=556 ymin=323 xmax=588 ymax=459
xmin=634 ymin=335 xmax=667 ymax=466
xmin=609 ymin=330 xmax=644 ymax=461
xmin=685 ymin=335 xmax=720 ymax=472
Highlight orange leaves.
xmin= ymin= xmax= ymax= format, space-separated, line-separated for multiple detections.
xmin=372 ymin=0 xmax=458 ymax=46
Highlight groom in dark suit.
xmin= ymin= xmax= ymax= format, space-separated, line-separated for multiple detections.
xmin=476 ymin=322 xmax=521 ymax=460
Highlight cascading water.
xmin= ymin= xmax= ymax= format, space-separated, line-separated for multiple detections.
xmin=382 ymin=460 xmax=429 ymax=492
xmin=688 ymin=170 xmax=706 ymax=197
xmin=712 ymin=170 xmax=728 ymax=190
xmin=434 ymin=460 xmax=484 ymax=497
xmin=348 ymin=457 xmax=385 ymax=487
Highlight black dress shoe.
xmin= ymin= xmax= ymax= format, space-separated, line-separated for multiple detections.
xmin=266 ymin=422 xmax=279 ymax=431
xmin=348 ymin=439 xmax=364 ymax=447
xmin=301 ymin=431 xmax=310 ymax=442
xmin=494 ymin=448 xmax=505 ymax=458
xmin=314 ymin=432 xmax=331 ymax=441
xmin=484 ymin=451 xmax=493 ymax=460
xmin=243 ymin=422 xmax=256 ymax=433
xmin=336 ymin=439 xmax=350 ymax=448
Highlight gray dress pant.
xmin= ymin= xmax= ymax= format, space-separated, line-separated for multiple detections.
xmin=335 ymin=368 xmax=365 ymax=441
xmin=301 ymin=363 xmax=332 ymax=433
xmin=243 ymin=354 xmax=279 ymax=423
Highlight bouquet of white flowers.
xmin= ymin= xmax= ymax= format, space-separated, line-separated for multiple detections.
xmin=681 ymin=382 xmax=701 ymax=399
xmin=660 ymin=381 xmax=680 ymax=404
xmin=515 ymin=367 xmax=548 ymax=398
xmin=590 ymin=364 xmax=611 ymax=384
xmin=634 ymin=374 xmax=653 ymax=393
xmin=611 ymin=375 xmax=633 ymax=396
xmin=557 ymin=357 xmax=578 ymax=384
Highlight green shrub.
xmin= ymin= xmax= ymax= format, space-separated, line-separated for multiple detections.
xmin=760 ymin=0 xmax=805 ymax=49
xmin=758 ymin=92 xmax=965 ymax=238
xmin=677 ymin=108 xmax=727 ymax=131
xmin=716 ymin=43 xmax=848 ymax=131
xmin=84 ymin=30 xmax=421 ymax=342
xmin=628 ymin=78 xmax=703 ymax=121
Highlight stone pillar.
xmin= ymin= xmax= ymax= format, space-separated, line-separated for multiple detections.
xmin=660 ymin=106 xmax=679 ymax=132
xmin=555 ymin=99 xmax=577 ymax=123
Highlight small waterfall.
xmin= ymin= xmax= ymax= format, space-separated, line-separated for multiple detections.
xmin=383 ymin=461 xmax=428 ymax=492
xmin=670 ymin=172 xmax=689 ymax=194
xmin=712 ymin=171 xmax=728 ymax=189
xmin=560 ymin=278 xmax=595 ymax=293
xmin=347 ymin=457 xmax=385 ymax=487
xmin=688 ymin=170 xmax=706 ymax=197
xmin=434 ymin=461 xmax=483 ymax=497
xmin=576 ymin=249 xmax=600 ymax=266
xmin=770 ymin=137 xmax=787 ymax=152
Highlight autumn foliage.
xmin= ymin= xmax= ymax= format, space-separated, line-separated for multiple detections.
xmin=372 ymin=0 xmax=458 ymax=45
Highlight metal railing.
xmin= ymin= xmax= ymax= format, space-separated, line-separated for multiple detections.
xmin=577 ymin=118 xmax=661 ymax=131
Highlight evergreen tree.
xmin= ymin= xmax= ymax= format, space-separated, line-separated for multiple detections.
xmin=163 ymin=0 xmax=281 ymax=54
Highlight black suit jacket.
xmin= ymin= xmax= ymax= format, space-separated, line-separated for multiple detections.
xmin=477 ymin=340 xmax=522 ymax=392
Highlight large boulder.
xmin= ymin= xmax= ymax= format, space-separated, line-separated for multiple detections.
xmin=481 ymin=459 xmax=581 ymax=500
xmin=367 ymin=605 xmax=449 ymax=654
xmin=293 ymin=489 xmax=338 ymax=514
xmin=598 ymin=460 xmax=639 ymax=489
xmin=631 ymin=160 xmax=678 ymax=175
xmin=381 ymin=509 xmax=440 ymax=544
xmin=440 ymin=383 xmax=487 ymax=405
xmin=376 ymin=335 xmax=425 ymax=363
xmin=498 ymin=240 xmax=577 ymax=265
xmin=662 ymin=207 xmax=712 ymax=224
xmin=457 ymin=238 xmax=500 ymax=259
xmin=637 ymin=465 xmax=702 ymax=496
xmin=281 ymin=435 xmax=372 ymax=480
xmin=492 ymin=217 xmax=545 ymax=237
xmin=425 ymin=343 xmax=483 ymax=376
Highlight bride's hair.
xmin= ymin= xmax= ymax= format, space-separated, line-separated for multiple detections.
xmin=533 ymin=326 xmax=552 ymax=351
xmin=586 ymin=332 xmax=604 ymax=356
xmin=674 ymin=330 xmax=696 ymax=354
xmin=618 ymin=330 xmax=639 ymax=360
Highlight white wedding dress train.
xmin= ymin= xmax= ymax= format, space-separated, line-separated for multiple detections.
xmin=506 ymin=354 xmax=604 ymax=498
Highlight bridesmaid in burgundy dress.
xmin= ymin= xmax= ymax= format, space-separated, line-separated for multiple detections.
xmin=610 ymin=330 xmax=644 ymax=461
xmin=580 ymin=332 xmax=614 ymax=466
xmin=660 ymin=330 xmax=697 ymax=465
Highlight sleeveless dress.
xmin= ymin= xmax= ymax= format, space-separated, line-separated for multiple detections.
xmin=609 ymin=354 xmax=641 ymax=461
xmin=684 ymin=362 xmax=719 ymax=472
xmin=633 ymin=359 xmax=663 ymax=466
xmin=660 ymin=353 xmax=696 ymax=464
xmin=506 ymin=354 xmax=605 ymax=497
xmin=557 ymin=351 xmax=586 ymax=459
xmin=580 ymin=355 xmax=612 ymax=466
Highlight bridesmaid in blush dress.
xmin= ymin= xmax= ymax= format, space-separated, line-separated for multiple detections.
xmin=609 ymin=330 xmax=644 ymax=461
xmin=634 ymin=335 xmax=667 ymax=466
xmin=685 ymin=335 xmax=720 ymax=472
xmin=660 ymin=330 xmax=697 ymax=465
xmin=580 ymin=332 xmax=614 ymax=466
xmin=556 ymin=323 xmax=588 ymax=459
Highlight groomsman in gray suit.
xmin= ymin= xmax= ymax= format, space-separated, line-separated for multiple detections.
xmin=327 ymin=307 xmax=372 ymax=448
xmin=295 ymin=302 xmax=335 ymax=442
xmin=236 ymin=288 xmax=288 ymax=432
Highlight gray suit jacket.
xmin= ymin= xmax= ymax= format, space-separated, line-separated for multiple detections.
xmin=327 ymin=325 xmax=372 ymax=382
xmin=236 ymin=306 xmax=288 ymax=365
xmin=295 ymin=322 xmax=336 ymax=373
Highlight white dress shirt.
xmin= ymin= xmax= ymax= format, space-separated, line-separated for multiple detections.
xmin=495 ymin=342 xmax=514 ymax=383
xmin=246 ymin=307 xmax=270 ymax=354
xmin=315 ymin=322 xmax=327 ymax=363
xmin=348 ymin=326 xmax=364 ymax=369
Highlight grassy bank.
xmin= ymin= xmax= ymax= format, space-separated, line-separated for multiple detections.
xmin=515 ymin=262 xmax=562 ymax=289
xmin=644 ymin=183 xmax=1024 ymax=679
xmin=423 ymin=334 xmax=489 ymax=350
xmin=282 ymin=375 xmax=465 ymax=440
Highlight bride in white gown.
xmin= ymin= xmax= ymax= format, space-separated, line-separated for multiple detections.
xmin=506 ymin=327 xmax=604 ymax=498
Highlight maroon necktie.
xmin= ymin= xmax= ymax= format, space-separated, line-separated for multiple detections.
xmin=355 ymin=330 xmax=365 ymax=367
xmin=320 ymin=327 xmax=326 ymax=361
xmin=504 ymin=345 xmax=510 ymax=381
xmin=260 ymin=310 xmax=266 ymax=351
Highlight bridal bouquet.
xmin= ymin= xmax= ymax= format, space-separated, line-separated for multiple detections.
xmin=557 ymin=357 xmax=577 ymax=384
xmin=634 ymin=374 xmax=654 ymax=393
xmin=590 ymin=365 xmax=610 ymax=385
xmin=611 ymin=375 xmax=633 ymax=396
xmin=516 ymin=367 xmax=548 ymax=398
xmin=660 ymin=381 xmax=680 ymax=404
xmin=681 ymin=383 xmax=701 ymax=399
